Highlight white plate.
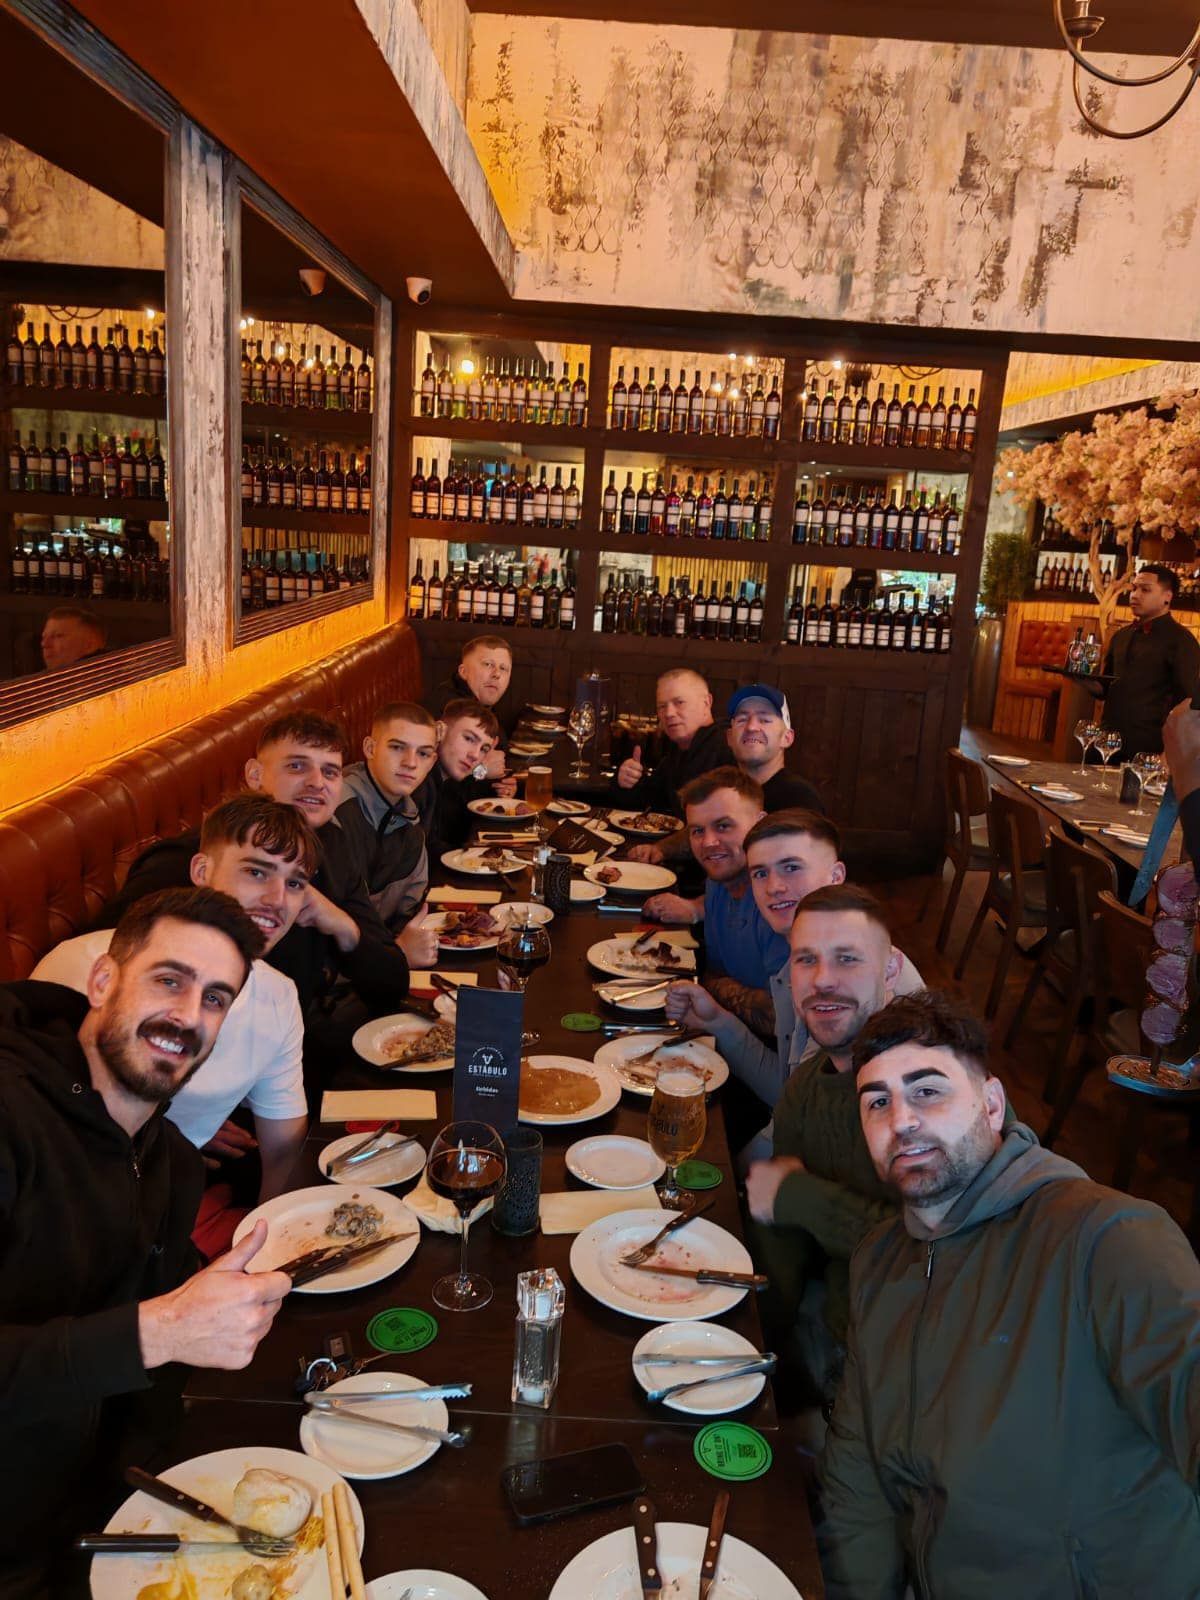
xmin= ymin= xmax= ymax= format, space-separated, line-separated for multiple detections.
xmin=509 ymin=742 xmax=552 ymax=757
xmin=989 ymin=755 xmax=1030 ymax=768
xmin=352 ymin=1006 xmax=456 ymax=1073
xmin=368 ymin=1573 xmax=491 ymax=1599
xmin=466 ymin=797 xmax=540 ymax=823
xmin=1030 ymin=783 xmax=1084 ymax=803
xmin=566 ymin=1134 xmax=666 ymax=1189
xmin=529 ymin=703 xmax=566 ymax=716
xmin=528 ymin=719 xmax=566 ymax=733
xmin=300 ymin=1371 xmax=447 ymax=1479
xmin=569 ymin=1208 xmax=753 ymax=1322
xmin=91 ymin=1445 xmax=363 ymax=1600
xmin=571 ymin=879 xmax=607 ymax=904
xmin=586 ymin=934 xmax=696 ymax=979
xmin=520 ymin=1054 xmax=623 ymax=1126
xmin=492 ymin=900 xmax=554 ymax=928
xmin=426 ymin=910 xmax=501 ymax=953
xmin=583 ymin=861 xmax=677 ymax=894
xmin=607 ymin=809 xmax=681 ymax=839
xmin=593 ymin=1032 xmax=729 ymax=1098
xmin=595 ymin=979 xmax=669 ymax=1014
xmin=549 ymin=1521 xmax=801 ymax=1600
xmin=318 ymin=1132 xmax=426 ymax=1188
xmin=632 ymin=1322 xmax=766 ymax=1415
xmin=442 ymin=846 xmax=528 ymax=875
xmin=233 ymin=1185 xmax=420 ymax=1294
xmin=549 ymin=798 xmax=591 ymax=816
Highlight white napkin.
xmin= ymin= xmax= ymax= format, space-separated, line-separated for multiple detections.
xmin=426 ymin=887 xmax=502 ymax=906
xmin=406 ymin=1172 xmax=492 ymax=1233
xmin=410 ymin=970 xmax=479 ymax=994
xmin=540 ymin=1186 xmax=663 ymax=1235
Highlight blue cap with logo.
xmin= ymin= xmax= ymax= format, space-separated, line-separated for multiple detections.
xmin=726 ymin=684 xmax=791 ymax=730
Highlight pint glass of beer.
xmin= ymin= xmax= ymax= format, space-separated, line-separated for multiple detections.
xmin=647 ymin=1065 xmax=707 ymax=1208
xmin=525 ymin=764 xmax=554 ymax=814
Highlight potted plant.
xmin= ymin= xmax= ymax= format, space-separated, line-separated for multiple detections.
xmin=968 ymin=531 xmax=1037 ymax=726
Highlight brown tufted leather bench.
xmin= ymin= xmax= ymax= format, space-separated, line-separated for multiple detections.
xmin=0 ymin=622 xmax=421 ymax=979
xmin=993 ymin=617 xmax=1080 ymax=743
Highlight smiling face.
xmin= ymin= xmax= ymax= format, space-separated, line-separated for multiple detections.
xmin=365 ymin=717 xmax=438 ymax=801
xmin=685 ymin=788 xmax=765 ymax=884
xmin=857 ymin=1041 xmax=1005 ymax=1209
xmin=87 ymin=918 xmax=243 ymax=1104
xmin=656 ymin=672 xmax=713 ymax=747
xmin=190 ymin=839 xmax=309 ymax=954
xmin=727 ymin=697 xmax=794 ymax=774
xmin=438 ymin=716 xmax=496 ymax=781
xmin=789 ymin=908 xmax=897 ymax=1060
xmin=1128 ymin=568 xmax=1173 ymax=621
xmin=459 ymin=645 xmax=512 ymax=706
xmin=747 ymin=831 xmax=846 ymax=935
xmin=246 ymin=739 xmax=343 ymax=828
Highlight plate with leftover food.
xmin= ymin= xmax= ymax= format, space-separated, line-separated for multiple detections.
xmin=367 ymin=1573 xmax=491 ymax=1600
xmin=547 ymin=798 xmax=591 ymax=816
xmin=583 ymin=862 xmax=677 ymax=894
xmin=586 ymin=934 xmax=697 ymax=979
xmin=466 ymin=797 xmax=538 ymax=822
xmin=593 ymin=1032 xmax=727 ymax=1097
xmin=607 ymin=810 xmax=681 ymax=839
xmin=353 ymin=1004 xmax=457 ymax=1072
xmin=233 ymin=1185 xmax=420 ymax=1294
xmin=441 ymin=846 xmax=529 ymax=876
xmin=518 ymin=1054 xmax=622 ymax=1126
xmin=548 ymin=1522 xmax=801 ymax=1600
xmin=426 ymin=907 xmax=503 ymax=951
xmin=569 ymin=1209 xmax=753 ymax=1321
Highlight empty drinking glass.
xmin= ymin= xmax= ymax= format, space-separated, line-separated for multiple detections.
xmin=1073 ymin=717 xmax=1101 ymax=775
xmin=567 ymin=701 xmax=595 ymax=778
xmin=1096 ymin=730 xmax=1123 ymax=788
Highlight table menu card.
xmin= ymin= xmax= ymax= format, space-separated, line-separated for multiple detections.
xmin=451 ymin=983 xmax=525 ymax=1130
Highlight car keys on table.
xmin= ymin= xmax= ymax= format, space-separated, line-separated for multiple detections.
xmin=294 ymin=1346 xmax=391 ymax=1395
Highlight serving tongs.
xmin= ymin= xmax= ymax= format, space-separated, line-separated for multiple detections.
xmin=327 ymin=1119 xmax=413 ymax=1176
xmin=305 ymin=1395 xmax=472 ymax=1447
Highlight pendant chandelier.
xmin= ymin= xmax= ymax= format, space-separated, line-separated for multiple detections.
xmin=1054 ymin=0 xmax=1200 ymax=138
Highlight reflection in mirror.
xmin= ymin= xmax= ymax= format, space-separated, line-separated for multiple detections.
xmin=0 ymin=10 xmax=171 ymax=693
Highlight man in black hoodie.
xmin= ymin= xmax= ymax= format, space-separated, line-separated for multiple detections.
xmin=0 ymin=887 xmax=291 ymax=1597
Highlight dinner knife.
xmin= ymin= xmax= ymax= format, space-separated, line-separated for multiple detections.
xmin=287 ymin=1232 xmax=414 ymax=1288
xmin=77 ymin=1534 xmax=280 ymax=1553
xmin=121 ymin=1467 xmax=238 ymax=1535
xmin=699 ymin=1490 xmax=731 ymax=1600
xmin=628 ymin=1261 xmax=767 ymax=1290
xmin=632 ymin=1495 xmax=662 ymax=1600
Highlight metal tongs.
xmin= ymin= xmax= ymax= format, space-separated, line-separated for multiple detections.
xmin=327 ymin=1119 xmax=418 ymax=1176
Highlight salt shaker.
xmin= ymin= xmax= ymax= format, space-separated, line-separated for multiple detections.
xmin=512 ymin=1267 xmax=565 ymax=1409
xmin=530 ymin=844 xmax=550 ymax=904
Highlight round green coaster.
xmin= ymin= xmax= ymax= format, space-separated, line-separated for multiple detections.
xmin=562 ymin=1011 xmax=604 ymax=1032
xmin=693 ymin=1422 xmax=773 ymax=1482
xmin=366 ymin=1307 xmax=438 ymax=1355
xmin=676 ymin=1160 xmax=723 ymax=1190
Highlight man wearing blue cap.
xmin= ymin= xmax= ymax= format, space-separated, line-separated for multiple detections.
xmin=726 ymin=685 xmax=824 ymax=814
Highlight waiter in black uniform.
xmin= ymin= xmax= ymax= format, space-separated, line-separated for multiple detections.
xmin=1101 ymin=564 xmax=1200 ymax=756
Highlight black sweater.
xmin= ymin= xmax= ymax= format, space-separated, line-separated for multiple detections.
xmin=618 ymin=719 xmax=731 ymax=818
xmin=0 ymin=981 xmax=202 ymax=1589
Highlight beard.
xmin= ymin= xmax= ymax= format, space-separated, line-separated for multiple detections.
xmin=801 ymin=992 xmax=873 ymax=1052
xmin=96 ymin=1008 xmax=207 ymax=1105
xmin=885 ymin=1100 xmax=995 ymax=1205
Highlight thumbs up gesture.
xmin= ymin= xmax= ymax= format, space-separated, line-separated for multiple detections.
xmin=398 ymin=903 xmax=439 ymax=969
xmin=617 ymin=743 xmax=644 ymax=791
xmin=138 ymin=1219 xmax=291 ymax=1371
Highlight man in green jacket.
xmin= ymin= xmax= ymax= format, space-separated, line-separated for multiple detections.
xmin=820 ymin=988 xmax=1200 ymax=1600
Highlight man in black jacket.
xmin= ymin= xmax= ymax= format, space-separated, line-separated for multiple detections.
xmin=415 ymin=698 xmax=509 ymax=864
xmin=1101 ymin=563 xmax=1200 ymax=757
xmin=0 ymin=888 xmax=291 ymax=1597
xmin=615 ymin=667 xmax=729 ymax=820
xmin=424 ymin=633 xmax=519 ymax=752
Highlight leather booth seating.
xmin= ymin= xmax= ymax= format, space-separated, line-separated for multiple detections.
xmin=993 ymin=617 xmax=1078 ymax=743
xmin=0 ymin=622 xmax=421 ymax=980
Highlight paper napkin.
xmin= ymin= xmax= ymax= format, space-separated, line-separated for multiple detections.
xmin=539 ymin=1186 xmax=663 ymax=1235
xmin=320 ymin=1089 xmax=439 ymax=1123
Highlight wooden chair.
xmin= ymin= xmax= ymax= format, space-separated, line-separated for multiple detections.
xmin=928 ymin=749 xmax=991 ymax=953
xmin=1004 ymin=826 xmax=1117 ymax=1104
xmin=954 ymin=787 xmax=1048 ymax=1019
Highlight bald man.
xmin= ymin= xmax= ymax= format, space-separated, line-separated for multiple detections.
xmin=615 ymin=667 xmax=729 ymax=821
xmin=40 ymin=606 xmax=107 ymax=673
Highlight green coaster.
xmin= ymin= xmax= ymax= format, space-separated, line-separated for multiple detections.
xmin=694 ymin=1422 xmax=773 ymax=1482
xmin=562 ymin=1011 xmax=604 ymax=1032
xmin=366 ymin=1307 xmax=438 ymax=1355
xmin=676 ymin=1160 xmax=723 ymax=1190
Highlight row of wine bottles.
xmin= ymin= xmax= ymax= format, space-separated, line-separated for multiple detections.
xmin=609 ymin=365 xmax=783 ymax=439
xmin=5 ymin=319 xmax=166 ymax=397
xmin=240 ymin=339 xmax=373 ymax=413
xmin=410 ymin=458 xmax=582 ymax=529
xmin=240 ymin=443 xmax=373 ymax=515
xmin=9 ymin=529 xmax=167 ymax=602
xmin=793 ymin=481 xmax=961 ymax=555
xmin=602 ymin=470 xmax=772 ymax=541
xmin=418 ymin=353 xmax=588 ymax=426
xmin=408 ymin=557 xmax=577 ymax=629
xmin=601 ymin=570 xmax=766 ymax=642
xmin=1034 ymin=552 xmax=1120 ymax=596
xmin=6 ymin=431 xmax=167 ymax=502
xmin=240 ymin=544 xmax=370 ymax=610
xmin=800 ymin=380 xmax=977 ymax=452
xmin=786 ymin=586 xmax=954 ymax=652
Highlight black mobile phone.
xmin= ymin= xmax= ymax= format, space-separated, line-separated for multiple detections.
xmin=501 ymin=1442 xmax=645 ymax=1526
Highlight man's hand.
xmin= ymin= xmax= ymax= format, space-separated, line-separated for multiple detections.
xmin=745 ymin=1156 xmax=805 ymax=1223
xmin=625 ymin=843 xmax=664 ymax=864
xmin=664 ymin=980 xmax=724 ymax=1031
xmin=642 ymin=892 xmax=701 ymax=925
xmin=617 ymin=744 xmax=644 ymax=790
xmin=396 ymin=905 xmax=438 ymax=968
xmin=202 ymin=1119 xmax=257 ymax=1162
xmin=137 ymin=1220 xmax=290 ymax=1371
xmin=493 ymin=776 xmax=518 ymax=798
xmin=483 ymin=748 xmax=507 ymax=781
xmin=297 ymin=885 xmax=359 ymax=952
xmin=1164 ymin=698 xmax=1200 ymax=801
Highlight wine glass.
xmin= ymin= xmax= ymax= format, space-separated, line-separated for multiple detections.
xmin=425 ymin=1120 xmax=507 ymax=1312
xmin=1073 ymin=717 xmax=1101 ymax=775
xmin=498 ymin=913 xmax=551 ymax=1046
xmin=1128 ymin=752 xmax=1163 ymax=817
xmin=567 ymin=701 xmax=595 ymax=778
xmin=647 ymin=1063 xmax=707 ymax=1210
xmin=1096 ymin=730 xmax=1123 ymax=789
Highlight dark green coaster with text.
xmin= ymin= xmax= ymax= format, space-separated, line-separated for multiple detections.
xmin=562 ymin=1012 xmax=603 ymax=1032
xmin=366 ymin=1307 xmax=438 ymax=1355
xmin=694 ymin=1422 xmax=773 ymax=1482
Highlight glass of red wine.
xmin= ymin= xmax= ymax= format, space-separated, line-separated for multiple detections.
xmin=497 ymin=915 xmax=551 ymax=1047
xmin=426 ymin=1120 xmax=507 ymax=1311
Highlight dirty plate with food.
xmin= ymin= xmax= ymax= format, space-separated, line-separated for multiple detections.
xmin=569 ymin=1209 xmax=753 ymax=1321
xmin=466 ymin=797 xmax=539 ymax=823
xmin=586 ymin=934 xmax=697 ymax=979
xmin=442 ymin=846 xmax=530 ymax=876
xmin=519 ymin=1055 xmax=623 ymax=1126
xmin=593 ymin=1033 xmax=728 ymax=1098
xmin=492 ymin=901 xmax=554 ymax=929
xmin=367 ymin=1573 xmax=491 ymax=1600
xmin=233 ymin=1186 xmax=420 ymax=1294
xmin=548 ymin=1522 xmax=800 ymax=1600
xmin=353 ymin=1005 xmax=456 ymax=1072
xmin=548 ymin=798 xmax=591 ymax=817
xmin=606 ymin=810 xmax=681 ymax=839
xmin=583 ymin=862 xmax=677 ymax=895
xmin=426 ymin=908 xmax=502 ymax=952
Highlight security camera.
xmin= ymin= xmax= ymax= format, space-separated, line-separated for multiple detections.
xmin=298 ymin=267 xmax=327 ymax=298
xmin=407 ymin=276 xmax=433 ymax=305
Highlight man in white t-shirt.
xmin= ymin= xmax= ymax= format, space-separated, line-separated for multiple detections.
xmin=33 ymin=795 xmax=314 ymax=1214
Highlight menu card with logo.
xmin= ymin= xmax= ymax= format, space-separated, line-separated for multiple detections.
xmin=451 ymin=984 xmax=525 ymax=1130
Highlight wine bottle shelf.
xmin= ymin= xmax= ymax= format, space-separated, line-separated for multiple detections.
xmin=408 ymin=517 xmax=583 ymax=544
xmin=240 ymin=506 xmax=372 ymax=534
xmin=242 ymin=403 xmax=373 ymax=441
xmin=793 ymin=442 xmax=974 ymax=474
xmin=0 ymin=491 xmax=167 ymax=520
xmin=411 ymin=417 xmax=596 ymax=445
xmin=597 ymin=532 xmax=772 ymax=560
xmin=0 ymin=383 xmax=167 ymax=420
xmin=601 ymin=429 xmax=780 ymax=461
xmin=788 ymin=547 xmax=961 ymax=574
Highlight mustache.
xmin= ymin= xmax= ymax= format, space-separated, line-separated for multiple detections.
xmin=888 ymin=1136 xmax=945 ymax=1164
xmin=801 ymin=992 xmax=857 ymax=1011
xmin=137 ymin=1020 xmax=202 ymax=1059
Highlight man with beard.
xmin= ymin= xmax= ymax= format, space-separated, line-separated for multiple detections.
xmin=819 ymin=990 xmax=1200 ymax=1600
xmin=0 ymin=888 xmax=292 ymax=1597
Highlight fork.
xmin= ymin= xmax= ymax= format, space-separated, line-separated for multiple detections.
xmin=621 ymin=1199 xmax=715 ymax=1266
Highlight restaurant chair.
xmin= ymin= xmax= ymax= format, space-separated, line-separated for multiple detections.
xmin=1004 ymin=826 xmax=1117 ymax=1103
xmin=953 ymin=787 xmax=1048 ymax=1019
xmin=928 ymin=748 xmax=990 ymax=953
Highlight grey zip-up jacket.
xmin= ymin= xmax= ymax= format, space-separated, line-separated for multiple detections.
xmin=337 ymin=763 xmax=428 ymax=931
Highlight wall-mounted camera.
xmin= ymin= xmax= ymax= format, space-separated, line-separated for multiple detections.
xmin=406 ymin=276 xmax=433 ymax=305
xmin=298 ymin=267 xmax=327 ymax=298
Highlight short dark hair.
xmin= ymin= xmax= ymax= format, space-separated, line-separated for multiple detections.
xmin=744 ymin=808 xmax=841 ymax=859
xmin=200 ymin=794 xmax=320 ymax=878
xmin=256 ymin=710 xmax=347 ymax=757
xmin=108 ymin=886 xmax=264 ymax=981
xmin=371 ymin=700 xmax=437 ymax=735
xmin=852 ymin=989 xmax=990 ymax=1080
xmin=461 ymin=635 xmax=512 ymax=661
xmin=440 ymin=697 xmax=501 ymax=741
xmin=1138 ymin=563 xmax=1180 ymax=599
xmin=680 ymin=765 xmax=764 ymax=813
xmin=793 ymin=882 xmax=891 ymax=938
xmin=45 ymin=605 xmax=106 ymax=638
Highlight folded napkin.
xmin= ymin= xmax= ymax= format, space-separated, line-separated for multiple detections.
xmin=637 ymin=926 xmax=699 ymax=950
xmin=320 ymin=1089 xmax=440 ymax=1123
xmin=410 ymin=970 xmax=479 ymax=996
xmin=406 ymin=1172 xmax=492 ymax=1233
xmin=540 ymin=1186 xmax=663 ymax=1235
xmin=426 ymin=887 xmax=502 ymax=906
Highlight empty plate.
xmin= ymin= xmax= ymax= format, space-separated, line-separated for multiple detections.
xmin=565 ymin=1134 xmax=666 ymax=1190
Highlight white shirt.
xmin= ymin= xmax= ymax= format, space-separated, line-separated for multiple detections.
xmin=31 ymin=930 xmax=306 ymax=1147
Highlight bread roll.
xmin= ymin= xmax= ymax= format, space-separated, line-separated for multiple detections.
xmin=231 ymin=1467 xmax=312 ymax=1538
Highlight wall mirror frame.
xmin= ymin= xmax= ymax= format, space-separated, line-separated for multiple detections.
xmin=0 ymin=0 xmax=184 ymax=732
xmin=227 ymin=165 xmax=391 ymax=647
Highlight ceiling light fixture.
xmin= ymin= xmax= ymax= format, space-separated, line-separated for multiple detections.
xmin=1053 ymin=0 xmax=1200 ymax=138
